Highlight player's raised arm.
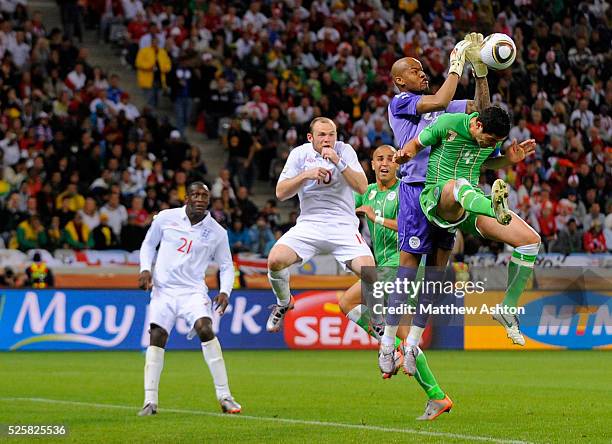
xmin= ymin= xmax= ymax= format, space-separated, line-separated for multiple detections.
xmin=394 ymin=137 xmax=423 ymax=164
xmin=395 ymin=113 xmax=452 ymax=164
xmin=138 ymin=212 xmax=164 ymax=289
xmin=411 ymin=40 xmax=470 ymax=113
xmin=322 ymin=141 xmax=368 ymax=194
xmin=464 ymin=33 xmax=491 ymax=113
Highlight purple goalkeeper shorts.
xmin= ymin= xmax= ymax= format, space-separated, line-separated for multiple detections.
xmin=398 ymin=181 xmax=456 ymax=255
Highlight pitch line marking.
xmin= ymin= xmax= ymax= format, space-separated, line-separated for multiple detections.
xmin=0 ymin=397 xmax=532 ymax=444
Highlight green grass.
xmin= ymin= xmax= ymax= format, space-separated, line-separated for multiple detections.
xmin=0 ymin=350 xmax=610 ymax=443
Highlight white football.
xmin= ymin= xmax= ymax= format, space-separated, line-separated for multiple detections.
xmin=480 ymin=33 xmax=516 ymax=70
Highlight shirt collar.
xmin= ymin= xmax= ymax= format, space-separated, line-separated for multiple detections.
xmin=181 ymin=206 xmax=209 ymax=227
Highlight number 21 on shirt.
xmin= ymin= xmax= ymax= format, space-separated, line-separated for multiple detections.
xmin=177 ymin=237 xmax=193 ymax=254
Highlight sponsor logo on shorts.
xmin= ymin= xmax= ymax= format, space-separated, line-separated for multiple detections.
xmin=409 ymin=236 xmax=421 ymax=249
xmin=387 ymin=191 xmax=397 ymax=201
xmin=433 ymin=187 xmax=440 ymax=200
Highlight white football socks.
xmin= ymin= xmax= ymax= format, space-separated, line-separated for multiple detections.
xmin=201 ymin=337 xmax=231 ymax=400
xmin=407 ymin=326 xmax=425 ymax=347
xmin=268 ymin=268 xmax=291 ymax=305
xmin=144 ymin=346 xmax=164 ymax=405
xmin=346 ymin=304 xmax=365 ymax=323
xmin=382 ymin=325 xmax=398 ymax=347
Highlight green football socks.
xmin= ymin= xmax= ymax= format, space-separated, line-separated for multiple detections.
xmin=413 ymin=347 xmax=446 ymax=400
xmin=456 ymin=183 xmax=496 ymax=218
xmin=502 ymin=248 xmax=537 ymax=307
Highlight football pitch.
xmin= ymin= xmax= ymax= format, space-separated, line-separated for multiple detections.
xmin=1 ymin=350 xmax=610 ymax=443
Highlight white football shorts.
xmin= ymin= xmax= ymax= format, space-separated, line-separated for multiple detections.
xmin=148 ymin=287 xmax=213 ymax=335
xmin=276 ymin=221 xmax=373 ymax=269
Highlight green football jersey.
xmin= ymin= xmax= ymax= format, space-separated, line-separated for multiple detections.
xmin=354 ymin=181 xmax=399 ymax=266
xmin=418 ymin=112 xmax=499 ymax=187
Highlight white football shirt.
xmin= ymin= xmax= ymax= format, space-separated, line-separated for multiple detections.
xmin=139 ymin=207 xmax=234 ymax=295
xmin=279 ymin=141 xmax=364 ymax=226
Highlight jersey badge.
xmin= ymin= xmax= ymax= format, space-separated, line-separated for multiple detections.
xmin=368 ymin=189 xmax=377 ymax=200
xmin=446 ymin=130 xmax=457 ymax=141
xmin=387 ymin=191 xmax=397 ymax=201
xmin=409 ymin=236 xmax=421 ymax=249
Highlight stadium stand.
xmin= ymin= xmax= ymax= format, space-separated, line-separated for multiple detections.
xmin=0 ymin=0 xmax=610 ymax=288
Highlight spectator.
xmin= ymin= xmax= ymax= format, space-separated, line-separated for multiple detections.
xmin=367 ymin=118 xmax=393 ymax=146
xmin=583 ymin=220 xmax=607 ymax=253
xmin=506 ymin=118 xmax=531 ymax=147
xmin=249 ymin=215 xmax=275 ymax=256
xmin=0 ymin=266 xmax=26 ymax=288
xmin=63 ymin=213 xmax=92 ymax=250
xmin=537 ymin=204 xmax=557 ymax=250
xmin=170 ymin=58 xmax=196 ymax=136
xmin=90 ymin=213 xmax=119 ymax=250
xmin=550 ymin=218 xmax=583 ymax=254
xmin=120 ymin=213 xmax=147 ymax=251
xmin=583 ymin=203 xmax=606 ymax=231
xmin=55 ymin=183 xmax=85 ymax=213
xmin=46 ymin=216 xmax=63 ymax=252
xmin=227 ymin=219 xmax=251 ymax=253
xmin=210 ymin=197 xmax=230 ymax=228
xmin=135 ymin=37 xmax=171 ymax=108
xmin=100 ymin=192 xmax=128 ymax=237
xmin=211 ymin=168 xmax=236 ymax=200
xmin=236 ymin=186 xmax=258 ymax=226
xmin=79 ymin=196 xmax=100 ymax=230
xmin=15 ymin=215 xmax=47 ymax=251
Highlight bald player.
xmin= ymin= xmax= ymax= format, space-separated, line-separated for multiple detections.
xmin=381 ymin=35 xmax=491 ymax=420
xmin=338 ymin=145 xmax=453 ymax=418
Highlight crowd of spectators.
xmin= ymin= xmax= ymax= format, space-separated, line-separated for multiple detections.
xmin=0 ymin=0 xmax=610 ymax=262
xmin=103 ymin=0 xmax=610 ymax=254
xmin=0 ymin=1 xmax=218 ymax=254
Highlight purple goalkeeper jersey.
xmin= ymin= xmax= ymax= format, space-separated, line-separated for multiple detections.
xmin=388 ymin=92 xmax=468 ymax=184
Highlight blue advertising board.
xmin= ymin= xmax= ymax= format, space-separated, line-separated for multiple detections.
xmin=0 ymin=289 xmax=286 ymax=351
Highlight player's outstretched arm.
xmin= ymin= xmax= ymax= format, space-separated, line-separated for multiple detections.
xmin=416 ymin=40 xmax=470 ymax=114
xmin=482 ymin=138 xmax=536 ymax=170
xmin=394 ymin=137 xmax=423 ymax=164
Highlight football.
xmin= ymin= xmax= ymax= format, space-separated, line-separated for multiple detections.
xmin=480 ymin=33 xmax=517 ymax=70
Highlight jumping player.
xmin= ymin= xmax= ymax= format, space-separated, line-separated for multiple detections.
xmin=138 ymin=182 xmax=241 ymax=416
xmin=380 ymin=34 xmax=488 ymax=420
xmin=265 ymin=117 xmax=375 ymax=332
xmin=396 ymin=106 xmax=540 ymax=346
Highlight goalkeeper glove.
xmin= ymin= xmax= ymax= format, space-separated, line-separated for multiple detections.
xmin=464 ymin=32 xmax=488 ymax=78
xmin=448 ymin=40 xmax=470 ymax=77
